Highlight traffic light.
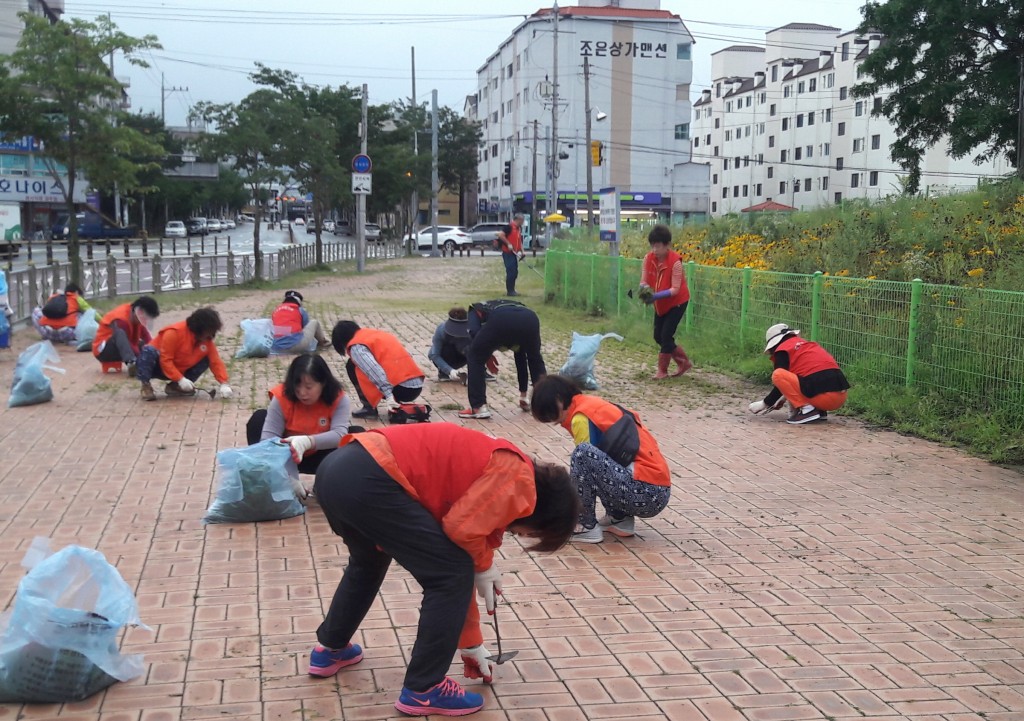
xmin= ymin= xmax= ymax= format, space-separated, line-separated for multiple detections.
xmin=590 ymin=140 xmax=604 ymax=167
xmin=502 ymin=160 xmax=511 ymax=186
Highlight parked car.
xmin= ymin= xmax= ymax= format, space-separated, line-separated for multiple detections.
xmin=468 ymin=222 xmax=507 ymax=248
xmin=403 ymin=225 xmax=473 ymax=252
xmin=206 ymin=218 xmax=223 ymax=233
xmin=306 ymin=221 xmax=321 ymax=234
xmin=333 ymin=220 xmax=352 ymax=236
xmin=236 ymin=214 xmax=255 ymax=223
xmin=185 ymin=218 xmax=208 ymax=236
xmin=164 ymin=220 xmax=187 ymax=238
xmin=323 ymin=219 xmax=336 ymax=233
xmin=222 ymin=218 xmax=236 ymax=230
xmin=51 ymin=212 xmax=136 ymax=240
xmin=365 ymin=223 xmax=382 ymax=242
xmin=293 ymin=217 xmax=305 ymax=226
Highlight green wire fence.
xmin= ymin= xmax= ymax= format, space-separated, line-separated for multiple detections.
xmin=544 ymin=248 xmax=1024 ymax=418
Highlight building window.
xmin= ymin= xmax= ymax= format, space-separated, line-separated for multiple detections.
xmin=726 ymin=101 xmax=732 ymax=113
xmin=724 ymin=159 xmax=730 ymax=170
xmin=836 ymin=157 xmax=844 ymax=170
xmin=854 ymin=138 xmax=865 ymax=152
xmin=757 ymin=153 xmax=764 ymax=164
xmin=838 ymin=122 xmax=846 ymax=136
xmin=745 ymin=125 xmax=751 ymax=137
xmin=855 ymin=101 xmax=864 ymax=117
xmin=675 ymin=123 xmax=690 ymax=140
xmin=722 ymin=187 xmax=728 ymax=198
xmin=794 ymin=179 xmax=801 ymax=192
xmin=733 ymin=186 xmax=740 ymax=197
xmin=839 ymin=86 xmax=848 ymax=100
xmin=712 ymin=202 xmax=717 ymax=212
xmin=784 ymin=85 xmax=792 ymax=98
xmin=743 ymin=184 xmax=749 ymax=195
xmin=808 ymin=111 xmax=815 ymax=126
xmin=804 ymin=177 xmax=812 ymax=190
xmin=824 ymin=73 xmax=834 ymax=88
xmin=825 ymin=108 xmax=832 ymax=122
xmin=780 ymin=181 xmax=787 ymax=194
xmin=873 ymin=96 xmax=882 ymax=113
xmin=794 ymin=147 xmax=802 ymax=160
xmin=771 ymin=65 xmax=778 ymax=82
xmin=743 ymin=156 xmax=750 ymax=167
xmin=676 ymin=43 xmax=692 ymax=60
xmin=809 ymin=78 xmax=817 ymax=92
xmin=869 ymin=171 xmax=880 ymax=186
xmin=770 ymin=104 xmax=776 ymax=116
xmin=768 ymin=135 xmax=775 ymax=148
xmin=706 ymin=134 xmax=711 ymax=145
xmin=507 ymin=63 xmax=513 ymax=78
xmin=823 ymin=142 xmax=830 ymax=156
xmin=715 ymin=118 xmax=720 ymax=129
xmin=806 ymin=145 xmax=814 ymax=158
xmin=796 ymin=114 xmax=804 ymax=128
xmin=694 ymin=137 xmax=699 ymax=148
xmin=781 ymin=149 xmax=788 ymax=162
xmin=759 ymin=92 xmax=766 ymax=103
xmin=768 ymin=167 xmax=774 ymax=178
xmin=835 ymin=192 xmax=843 ymax=203
xmin=712 ymin=173 xmax=718 ymax=184
xmin=799 ymin=81 xmax=807 ymax=94
xmin=822 ymin=176 xmax=829 ymax=190
xmin=491 ymin=143 xmax=498 ymax=156
xmin=745 ymin=96 xmax=751 ymax=107
xmin=782 ymin=118 xmax=789 ymax=130
xmin=871 ymin=134 xmax=881 ymax=150
xmin=841 ymin=42 xmax=850 ymax=61
xmin=756 ymin=183 xmax=762 ymax=195
xmin=716 ymin=82 xmax=721 ymax=98
xmin=714 ymin=146 xmax=719 ymax=155
xmin=725 ymin=130 xmax=732 ymax=141
xmin=851 ymin=173 xmax=860 ymax=188
xmin=757 ymin=122 xmax=765 ymax=134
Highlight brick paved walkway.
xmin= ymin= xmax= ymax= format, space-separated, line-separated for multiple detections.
xmin=1 ymin=255 xmax=1023 ymax=721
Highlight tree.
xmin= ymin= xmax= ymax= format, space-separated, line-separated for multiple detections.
xmin=854 ymin=0 xmax=1024 ymax=193
xmin=0 ymin=13 xmax=162 ymax=285
xmin=437 ymin=107 xmax=483 ymax=226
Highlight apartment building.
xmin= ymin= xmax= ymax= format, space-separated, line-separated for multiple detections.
xmin=467 ymin=0 xmax=708 ymax=228
xmin=693 ymin=24 xmax=1013 ymax=216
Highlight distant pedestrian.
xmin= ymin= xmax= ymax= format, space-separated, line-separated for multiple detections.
xmin=32 ymin=283 xmax=96 ymax=344
xmin=331 ymin=320 xmax=425 ymax=420
xmin=137 ymin=306 xmax=232 ymax=401
xmin=639 ymin=224 xmax=692 ymax=379
xmin=748 ymin=323 xmax=850 ymax=424
xmin=496 ymin=214 xmax=525 ymax=296
xmin=270 ymin=290 xmax=330 ymax=354
xmin=92 ymin=295 xmax=160 ymax=374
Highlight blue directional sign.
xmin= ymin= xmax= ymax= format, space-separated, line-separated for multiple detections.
xmin=352 ymin=154 xmax=372 ymax=173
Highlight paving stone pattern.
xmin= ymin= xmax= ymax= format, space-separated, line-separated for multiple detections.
xmin=1 ymin=256 xmax=1023 ymax=721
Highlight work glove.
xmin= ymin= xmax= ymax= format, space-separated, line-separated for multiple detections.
xmin=385 ymin=396 xmax=402 ymax=412
xmin=218 ymin=383 xmax=233 ymax=399
xmin=474 ymin=564 xmax=502 ymax=614
xmin=748 ymin=400 xmax=768 ymax=414
xmin=286 ymin=435 xmax=314 ymax=463
xmin=460 ymin=645 xmax=496 ymax=683
xmin=291 ymin=474 xmax=310 ymax=501
xmin=176 ymin=378 xmax=195 ymax=393
xmin=485 ymin=355 xmax=500 ymax=375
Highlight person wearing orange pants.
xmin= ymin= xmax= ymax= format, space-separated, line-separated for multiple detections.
xmin=748 ymin=323 xmax=849 ymax=424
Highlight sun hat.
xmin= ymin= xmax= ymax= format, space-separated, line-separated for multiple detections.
xmin=764 ymin=323 xmax=799 ymax=353
xmin=443 ymin=310 xmax=470 ymax=339
xmin=284 ymin=290 xmax=304 ymax=305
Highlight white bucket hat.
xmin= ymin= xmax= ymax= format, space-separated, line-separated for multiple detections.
xmin=764 ymin=323 xmax=799 ymax=353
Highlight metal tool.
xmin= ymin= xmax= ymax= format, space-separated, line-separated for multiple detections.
xmin=485 ymin=603 xmax=519 ymax=664
xmin=196 ymin=386 xmax=218 ymax=399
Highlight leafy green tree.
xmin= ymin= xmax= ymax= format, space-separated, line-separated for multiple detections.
xmin=854 ymin=0 xmax=1024 ymax=193
xmin=0 ymin=13 xmax=162 ymax=284
xmin=437 ymin=107 xmax=482 ymax=225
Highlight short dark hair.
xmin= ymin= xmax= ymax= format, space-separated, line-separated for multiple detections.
xmin=186 ymin=307 xmax=223 ymax=338
xmin=131 ymin=295 xmax=160 ymax=318
xmin=331 ymin=320 xmax=360 ymax=355
xmin=64 ymin=282 xmax=82 ymax=295
xmin=448 ymin=306 xmax=468 ymax=321
xmin=283 ymin=353 xmax=342 ymax=406
xmin=530 ymin=374 xmax=582 ymax=423
xmin=283 ymin=290 xmax=303 ymax=305
xmin=648 ymin=223 xmax=672 ymax=246
xmin=513 ymin=461 xmax=580 ymax=552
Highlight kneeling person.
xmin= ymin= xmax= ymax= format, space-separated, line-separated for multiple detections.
xmin=92 ymin=295 xmax=160 ymax=373
xmin=137 ymin=307 xmax=232 ymax=401
xmin=32 ymin=283 xmax=95 ymax=344
xmin=331 ymin=320 xmax=425 ymax=419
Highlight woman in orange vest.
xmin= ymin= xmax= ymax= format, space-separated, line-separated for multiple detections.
xmin=93 ymin=295 xmax=161 ymax=372
xmin=530 ymin=374 xmax=672 ymax=544
xmin=246 ymin=353 xmax=351 ymax=477
xmin=31 ymin=283 xmax=95 ymax=344
xmin=270 ymin=290 xmax=329 ymax=354
xmin=330 ymin=320 xmax=425 ymax=419
xmin=136 ymin=306 xmax=232 ymax=401
xmin=749 ymin=323 xmax=850 ymax=424
xmin=639 ymin=224 xmax=692 ymax=379
xmin=309 ymin=423 xmax=577 ymax=716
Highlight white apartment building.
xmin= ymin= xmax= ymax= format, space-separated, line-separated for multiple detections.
xmin=0 ymin=0 xmax=63 ymax=56
xmin=467 ymin=0 xmax=708 ymax=227
xmin=693 ymin=23 xmax=1013 ymax=217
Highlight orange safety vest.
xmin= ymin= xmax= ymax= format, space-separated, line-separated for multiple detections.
xmin=347 ymin=328 xmax=424 ymax=406
xmin=562 ymin=394 xmax=671 ymax=487
xmin=643 ymin=249 xmax=689 ymax=315
xmin=504 ymin=223 xmax=523 ymax=253
xmin=93 ymin=303 xmax=146 ymax=357
xmin=271 ymin=302 xmax=303 ymax=336
xmin=151 ymin=320 xmax=229 ymax=383
xmin=772 ymin=335 xmax=841 ymax=376
xmin=268 ymin=383 xmax=343 ymax=436
xmin=39 ymin=292 xmax=81 ymax=329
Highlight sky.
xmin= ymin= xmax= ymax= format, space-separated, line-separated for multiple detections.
xmin=66 ymin=0 xmax=867 ymax=128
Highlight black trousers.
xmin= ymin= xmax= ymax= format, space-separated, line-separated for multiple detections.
xmin=466 ymin=307 xmax=546 ymax=409
xmin=313 ymin=443 xmax=474 ymax=692
xmin=652 ymin=302 xmax=687 ymax=354
xmin=245 ymin=408 xmax=332 ymax=475
xmin=345 ymin=359 xmax=422 ymax=408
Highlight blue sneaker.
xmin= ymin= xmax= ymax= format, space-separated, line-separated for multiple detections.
xmin=394 ymin=676 xmax=484 ymax=716
xmin=308 ymin=643 xmax=363 ymax=677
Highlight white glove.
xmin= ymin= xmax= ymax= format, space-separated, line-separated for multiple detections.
xmin=474 ymin=565 xmax=502 ymax=614
xmin=748 ymin=400 xmax=767 ymax=414
xmin=218 ymin=383 xmax=233 ymax=399
xmin=460 ymin=645 xmax=496 ymax=683
xmin=290 ymin=475 xmax=310 ymax=501
xmin=385 ymin=396 xmax=401 ymax=412
xmin=177 ymin=378 xmax=195 ymax=393
xmin=286 ymin=435 xmax=314 ymax=463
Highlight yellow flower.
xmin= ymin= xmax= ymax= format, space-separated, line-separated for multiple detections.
xmin=967 ymin=268 xmax=984 ymax=277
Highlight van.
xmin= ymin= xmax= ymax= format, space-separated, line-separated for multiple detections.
xmin=51 ymin=212 xmax=135 ymax=240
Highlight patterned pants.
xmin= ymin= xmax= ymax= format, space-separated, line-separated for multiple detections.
xmin=31 ymin=307 xmax=77 ymax=344
xmin=571 ymin=443 xmax=671 ymax=528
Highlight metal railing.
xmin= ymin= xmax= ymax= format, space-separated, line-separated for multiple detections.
xmin=544 ymin=249 xmax=1024 ymax=415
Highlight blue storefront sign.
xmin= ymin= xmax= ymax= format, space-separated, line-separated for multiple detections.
xmin=0 ymin=136 xmax=41 ymax=153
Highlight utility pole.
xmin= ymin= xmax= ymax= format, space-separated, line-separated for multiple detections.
xmin=531 ymin=120 xmax=539 ymax=240
xmin=356 ymin=84 xmax=368 ymax=273
xmin=410 ymin=47 xmax=419 ymax=254
xmin=430 ymin=89 xmax=440 ymax=256
xmin=584 ymin=55 xmax=594 ymax=235
xmin=108 ymin=12 xmax=121 ymax=228
xmin=545 ymin=125 xmax=553 ymax=247
xmin=160 ymin=72 xmax=188 ymax=124
xmin=548 ymin=1 xmax=560 ymax=248
xmin=1018 ymin=52 xmax=1024 ymax=178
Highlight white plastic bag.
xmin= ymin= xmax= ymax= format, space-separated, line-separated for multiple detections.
xmin=559 ymin=332 xmax=624 ymax=390
xmin=203 ymin=439 xmax=305 ymax=524
xmin=235 ymin=318 xmax=274 ymax=358
xmin=75 ymin=309 xmax=100 ymax=352
xmin=9 ymin=340 xmax=65 ymax=407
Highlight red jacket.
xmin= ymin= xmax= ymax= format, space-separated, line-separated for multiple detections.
xmin=268 ymin=384 xmax=343 ymax=436
xmin=342 ymin=424 xmax=536 ymax=648
xmin=347 ymin=328 xmax=423 ymax=406
xmin=39 ymin=292 xmax=81 ymax=329
xmin=501 ymin=223 xmax=523 ymax=254
xmin=772 ymin=336 xmax=840 ymax=376
xmin=151 ymin=320 xmax=228 ymax=383
xmin=642 ymin=249 xmax=689 ymax=315
xmin=93 ymin=303 xmax=151 ymax=357
xmin=271 ymin=302 xmax=303 ymax=336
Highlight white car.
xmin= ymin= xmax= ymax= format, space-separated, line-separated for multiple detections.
xmin=207 ymin=219 xmax=223 ymax=233
xmin=222 ymin=218 xmax=236 ymax=230
xmin=164 ymin=220 xmax=186 ymax=238
xmin=365 ymin=223 xmax=382 ymax=242
xmin=404 ymin=225 xmax=472 ymax=252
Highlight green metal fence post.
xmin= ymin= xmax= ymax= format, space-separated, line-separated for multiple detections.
xmin=563 ymin=253 xmax=569 ymax=306
xmin=740 ymin=265 xmax=752 ymax=344
xmin=906 ymin=277 xmax=922 ymax=387
xmin=686 ymin=260 xmax=695 ymax=331
xmin=616 ymin=255 xmax=623 ymax=317
xmin=588 ymin=255 xmax=596 ymax=312
xmin=811 ymin=270 xmax=823 ymax=341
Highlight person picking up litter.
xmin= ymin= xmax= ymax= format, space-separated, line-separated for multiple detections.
xmin=136 ymin=307 xmax=232 ymax=401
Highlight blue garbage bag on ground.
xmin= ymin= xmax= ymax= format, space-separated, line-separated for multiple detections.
xmin=75 ymin=309 xmax=100 ymax=352
xmin=203 ymin=439 xmax=305 ymax=524
xmin=559 ymin=332 xmax=624 ymax=390
xmin=235 ymin=318 xmax=274 ymax=358
xmin=0 ymin=310 xmax=8 ymax=350
xmin=9 ymin=340 xmax=64 ymax=408
xmin=0 ymin=539 xmax=148 ymax=703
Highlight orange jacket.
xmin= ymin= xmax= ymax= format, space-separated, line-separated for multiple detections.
xmin=562 ymin=394 xmax=671 ymax=487
xmin=347 ymin=328 xmax=424 ymax=406
xmin=642 ymin=249 xmax=689 ymax=315
xmin=341 ymin=424 xmax=536 ymax=648
xmin=93 ymin=303 xmax=151 ymax=357
xmin=39 ymin=292 xmax=80 ymax=329
xmin=271 ymin=302 xmax=303 ymax=336
xmin=268 ymin=384 xmax=343 ymax=436
xmin=501 ymin=222 xmax=523 ymax=254
xmin=151 ymin=320 xmax=228 ymax=383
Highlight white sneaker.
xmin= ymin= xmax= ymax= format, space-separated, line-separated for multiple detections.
xmin=457 ymin=405 xmax=491 ymax=419
xmin=572 ymin=524 xmax=603 ymax=544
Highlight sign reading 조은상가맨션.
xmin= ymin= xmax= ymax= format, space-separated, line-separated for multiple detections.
xmin=0 ymin=174 xmax=86 ymax=204
xmin=579 ymin=40 xmax=667 ymax=58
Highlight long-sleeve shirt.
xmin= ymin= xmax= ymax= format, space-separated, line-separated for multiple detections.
xmin=271 ymin=307 xmax=310 ymax=353
xmin=427 ymin=322 xmax=469 ymax=376
xmin=349 ymin=343 xmax=424 ymax=399
xmin=260 ymin=395 xmax=351 ymax=450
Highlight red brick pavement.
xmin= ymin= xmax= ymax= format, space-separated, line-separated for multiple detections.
xmin=0 ymin=256 xmax=1022 ymax=720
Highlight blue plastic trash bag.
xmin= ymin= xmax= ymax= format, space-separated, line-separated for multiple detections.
xmin=203 ymin=439 xmax=305 ymax=524
xmin=559 ymin=332 xmax=624 ymax=390
xmin=0 ymin=310 xmax=8 ymax=350
xmin=75 ymin=308 xmax=100 ymax=352
xmin=0 ymin=539 xmax=148 ymax=703
xmin=9 ymin=340 xmax=64 ymax=408
xmin=235 ymin=318 xmax=274 ymax=359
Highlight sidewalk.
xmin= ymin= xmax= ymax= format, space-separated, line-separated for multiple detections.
xmin=1 ymin=255 xmax=1023 ymax=721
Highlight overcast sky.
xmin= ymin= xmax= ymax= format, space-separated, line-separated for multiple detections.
xmin=67 ymin=1 xmax=866 ymax=128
